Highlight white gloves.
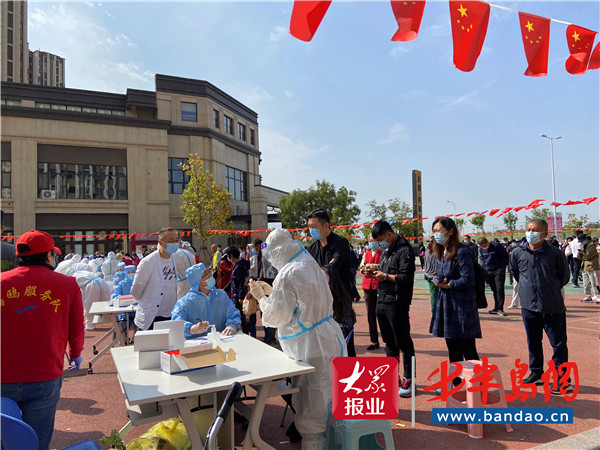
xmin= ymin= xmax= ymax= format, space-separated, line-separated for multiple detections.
xmin=190 ymin=321 xmax=210 ymax=335
xmin=222 ymin=325 xmax=237 ymax=336
xmin=248 ymin=279 xmax=266 ymax=301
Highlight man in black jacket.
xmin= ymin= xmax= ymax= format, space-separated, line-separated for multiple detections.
xmin=370 ymin=221 xmax=416 ymax=398
xmin=478 ymin=237 xmax=510 ymax=316
xmin=509 ymin=219 xmax=571 ymax=394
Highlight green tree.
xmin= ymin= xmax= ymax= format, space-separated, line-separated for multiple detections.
xmin=564 ymin=213 xmax=589 ymax=230
xmin=279 ymin=180 xmax=360 ymax=229
xmin=470 ymin=215 xmax=486 ymax=234
xmin=503 ymin=212 xmax=518 ymax=231
xmin=455 ymin=218 xmax=465 ymax=233
xmin=366 ymin=197 xmax=420 ymax=238
xmin=180 ymin=153 xmax=232 ymax=260
xmin=525 ymin=208 xmax=550 ymax=224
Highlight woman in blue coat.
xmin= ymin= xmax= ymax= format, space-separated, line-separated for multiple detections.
xmin=430 ymin=217 xmax=481 ymax=382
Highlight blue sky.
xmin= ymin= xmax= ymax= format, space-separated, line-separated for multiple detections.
xmin=28 ymin=1 xmax=599 ymax=233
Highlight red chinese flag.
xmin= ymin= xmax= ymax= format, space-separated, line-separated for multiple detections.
xmin=449 ymin=1 xmax=490 ymax=72
xmin=565 ymin=24 xmax=597 ymax=75
xmin=588 ymin=41 xmax=600 ymax=70
xmin=390 ymin=1 xmax=426 ymax=42
xmin=518 ymin=12 xmax=551 ymax=77
xmin=289 ymin=1 xmax=332 ymax=42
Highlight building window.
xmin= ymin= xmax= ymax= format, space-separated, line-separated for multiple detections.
xmin=181 ymin=102 xmax=197 ymax=122
xmin=250 ymin=129 xmax=255 ymax=146
xmin=6 ymin=100 xmax=21 ymax=106
xmin=7 ymin=13 xmax=13 ymax=28
xmin=238 ymin=123 xmax=246 ymax=141
xmin=213 ymin=109 xmax=219 ymax=128
xmin=7 ymin=62 xmax=13 ymax=76
xmin=7 ymin=45 xmax=13 ymax=61
xmin=224 ymin=116 xmax=233 ymax=135
xmin=37 ymin=163 xmax=127 ymax=200
xmin=226 ymin=166 xmax=247 ymax=201
xmin=1 ymin=160 xmax=11 ymax=199
xmin=168 ymin=157 xmax=189 ymax=194
xmin=7 ymin=30 xmax=12 ymax=44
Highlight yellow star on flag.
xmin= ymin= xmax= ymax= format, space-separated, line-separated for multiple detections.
xmin=572 ymin=31 xmax=580 ymax=42
xmin=525 ymin=21 xmax=534 ymax=32
xmin=458 ymin=4 xmax=468 ymax=17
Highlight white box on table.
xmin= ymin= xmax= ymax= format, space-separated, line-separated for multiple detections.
xmin=138 ymin=350 xmax=164 ymax=370
xmin=160 ymin=344 xmax=236 ymax=375
xmin=153 ymin=320 xmax=185 ymax=350
xmin=115 ymin=295 xmax=135 ymax=307
xmin=133 ymin=329 xmax=170 ymax=352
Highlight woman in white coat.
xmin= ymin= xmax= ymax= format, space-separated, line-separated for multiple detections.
xmin=249 ymin=228 xmax=346 ymax=449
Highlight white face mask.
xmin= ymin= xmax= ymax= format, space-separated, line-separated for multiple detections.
xmin=525 ymin=231 xmax=542 ymax=245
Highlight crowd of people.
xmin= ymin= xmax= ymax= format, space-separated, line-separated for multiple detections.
xmin=1 ymin=204 xmax=598 ymax=449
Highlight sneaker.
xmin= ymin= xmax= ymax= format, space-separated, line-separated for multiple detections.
xmin=507 ymin=304 xmax=517 ymax=309
xmin=366 ymin=343 xmax=380 ymax=351
xmin=551 ymin=384 xmax=574 ymax=396
xmin=523 ymin=373 xmax=544 ymax=385
xmin=489 ymin=310 xmax=500 ymax=315
xmin=581 ymin=297 xmax=593 ymax=303
xmin=399 ymin=378 xmax=412 ymax=398
xmin=497 ymin=311 xmax=508 ymax=316
xmin=594 ymin=296 xmax=600 ymax=304
xmin=573 ymin=284 xmax=581 ymax=288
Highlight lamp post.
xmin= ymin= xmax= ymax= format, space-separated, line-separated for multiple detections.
xmin=447 ymin=200 xmax=458 ymax=231
xmin=540 ymin=134 xmax=561 ymax=234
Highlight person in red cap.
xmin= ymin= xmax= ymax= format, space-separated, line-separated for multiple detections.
xmin=1 ymin=230 xmax=84 ymax=450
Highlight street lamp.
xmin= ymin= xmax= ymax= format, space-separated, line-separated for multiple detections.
xmin=540 ymin=134 xmax=561 ymax=234
xmin=446 ymin=200 xmax=457 ymax=217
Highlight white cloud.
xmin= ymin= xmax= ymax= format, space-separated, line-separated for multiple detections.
xmin=378 ymin=123 xmax=410 ymax=144
xmin=437 ymin=90 xmax=483 ymax=114
xmin=390 ymin=45 xmax=410 ymax=58
xmin=27 ymin=4 xmax=152 ymax=93
xmin=269 ymin=25 xmax=288 ymax=43
xmin=258 ymin=129 xmax=328 ymax=191
xmin=284 ymin=90 xmax=294 ymax=98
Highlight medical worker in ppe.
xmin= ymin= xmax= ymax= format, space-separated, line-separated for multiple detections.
xmin=101 ymin=251 xmax=119 ymax=281
xmin=248 ymin=228 xmax=346 ymax=449
xmin=112 ymin=265 xmax=137 ymax=334
xmin=171 ymin=263 xmax=241 ymax=339
xmin=55 ymin=253 xmax=81 ymax=275
xmin=74 ymin=271 xmax=112 ymax=330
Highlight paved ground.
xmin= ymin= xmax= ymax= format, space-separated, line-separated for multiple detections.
xmin=52 ymin=273 xmax=600 ymax=449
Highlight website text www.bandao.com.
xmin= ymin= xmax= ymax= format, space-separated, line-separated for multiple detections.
xmin=432 ymin=408 xmax=573 ymax=424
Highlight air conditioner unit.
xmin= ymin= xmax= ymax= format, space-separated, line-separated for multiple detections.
xmin=40 ymin=189 xmax=56 ymax=199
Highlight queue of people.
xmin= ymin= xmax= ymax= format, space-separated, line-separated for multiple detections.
xmin=1 ymin=212 xmax=597 ymax=450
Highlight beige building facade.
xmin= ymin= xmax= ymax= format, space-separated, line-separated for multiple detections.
xmin=0 ymin=74 xmax=286 ymax=254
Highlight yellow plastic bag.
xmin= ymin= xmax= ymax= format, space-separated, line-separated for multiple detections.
xmin=126 ymin=417 xmax=191 ymax=450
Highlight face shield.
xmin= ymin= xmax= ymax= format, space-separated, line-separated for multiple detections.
xmin=263 ymin=229 xmax=306 ymax=271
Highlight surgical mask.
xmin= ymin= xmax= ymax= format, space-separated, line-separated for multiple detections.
xmin=251 ymin=249 xmax=258 ymax=256
xmin=127 ymin=273 xmax=135 ymax=281
xmin=379 ymin=239 xmax=390 ymax=249
xmin=309 ymin=228 xmax=322 ymax=241
xmin=512 ymin=243 xmax=517 ymax=248
xmin=204 ymin=277 xmax=216 ymax=290
xmin=463 ymin=240 xmax=469 ymax=244
xmin=434 ymin=233 xmax=448 ymax=245
xmin=164 ymin=243 xmax=179 ymax=254
xmin=368 ymin=242 xmax=379 ymax=250
xmin=525 ymin=231 xmax=541 ymax=245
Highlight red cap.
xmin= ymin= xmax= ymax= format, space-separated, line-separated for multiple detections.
xmin=16 ymin=230 xmax=62 ymax=257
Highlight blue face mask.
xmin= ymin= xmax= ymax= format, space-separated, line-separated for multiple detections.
xmin=127 ymin=273 xmax=135 ymax=281
xmin=251 ymin=249 xmax=258 ymax=256
xmin=525 ymin=231 xmax=541 ymax=245
xmin=204 ymin=277 xmax=216 ymax=291
xmin=368 ymin=242 xmax=379 ymax=250
xmin=463 ymin=240 xmax=469 ymax=244
xmin=434 ymin=233 xmax=448 ymax=245
xmin=379 ymin=239 xmax=390 ymax=249
xmin=512 ymin=243 xmax=517 ymax=248
xmin=309 ymin=228 xmax=323 ymax=241
xmin=164 ymin=243 xmax=179 ymax=254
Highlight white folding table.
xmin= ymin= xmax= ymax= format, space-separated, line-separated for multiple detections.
xmin=111 ymin=333 xmax=314 ymax=449
xmin=88 ymin=301 xmax=138 ymax=373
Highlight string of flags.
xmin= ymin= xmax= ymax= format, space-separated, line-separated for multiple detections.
xmin=289 ymin=0 xmax=600 ymax=76
xmin=1 ymin=196 xmax=597 ymax=242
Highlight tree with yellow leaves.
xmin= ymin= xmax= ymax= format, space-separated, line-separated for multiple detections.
xmin=180 ymin=153 xmax=232 ymax=261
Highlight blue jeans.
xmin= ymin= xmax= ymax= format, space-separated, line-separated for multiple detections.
xmin=245 ymin=313 xmax=257 ymax=338
xmin=1 ymin=377 xmax=62 ymax=450
xmin=521 ymin=308 xmax=568 ymax=377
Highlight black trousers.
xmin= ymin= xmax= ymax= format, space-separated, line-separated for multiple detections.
xmin=486 ymin=268 xmax=506 ymax=311
xmin=521 ymin=308 xmax=568 ymax=376
xmin=572 ymin=258 xmax=582 ymax=285
xmin=376 ymin=301 xmax=415 ymax=379
xmin=150 ymin=315 xmax=171 ymax=330
xmin=445 ymin=338 xmax=479 ymax=363
xmin=364 ymin=288 xmax=380 ymax=344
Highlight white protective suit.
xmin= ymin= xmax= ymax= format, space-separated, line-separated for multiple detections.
xmin=75 ymin=271 xmax=112 ymax=329
xmin=55 ymin=254 xmax=81 ymax=275
xmin=101 ymin=252 xmax=119 ymax=282
xmin=253 ymin=228 xmax=346 ymax=449
xmin=174 ymin=247 xmax=196 ymax=299
xmin=89 ymin=257 xmax=104 ymax=273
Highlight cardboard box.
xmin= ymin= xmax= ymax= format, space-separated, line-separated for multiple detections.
xmin=133 ymin=329 xmax=170 ymax=352
xmin=138 ymin=349 xmax=164 ymax=370
xmin=161 ymin=344 xmax=236 ymax=375
xmin=116 ymin=295 xmax=135 ymax=307
xmin=153 ymin=320 xmax=185 ymax=350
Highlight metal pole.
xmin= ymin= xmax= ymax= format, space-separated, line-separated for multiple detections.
xmin=550 ymin=138 xmax=557 ymax=235
xmin=411 ymin=355 xmax=415 ymax=427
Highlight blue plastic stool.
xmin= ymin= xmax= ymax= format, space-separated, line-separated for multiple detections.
xmin=325 ymin=410 xmax=395 ymax=450
xmin=1 ymin=398 xmax=39 ymax=450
